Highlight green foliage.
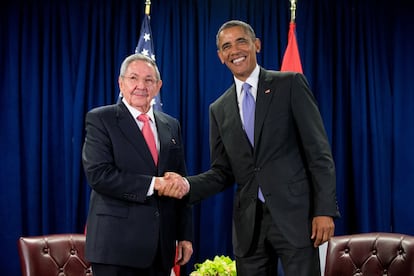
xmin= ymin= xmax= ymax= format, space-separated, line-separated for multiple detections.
xmin=190 ymin=255 xmax=236 ymax=276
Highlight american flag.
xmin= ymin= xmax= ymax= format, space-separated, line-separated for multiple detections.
xmin=135 ymin=14 xmax=162 ymax=111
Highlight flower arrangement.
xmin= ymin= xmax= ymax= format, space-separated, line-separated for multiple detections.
xmin=190 ymin=255 xmax=236 ymax=276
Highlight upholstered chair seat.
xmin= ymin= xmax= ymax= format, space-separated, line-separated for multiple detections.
xmin=18 ymin=233 xmax=92 ymax=276
xmin=324 ymin=232 xmax=414 ymax=276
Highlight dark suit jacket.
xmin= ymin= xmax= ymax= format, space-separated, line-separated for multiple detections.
xmin=188 ymin=69 xmax=339 ymax=257
xmin=82 ymin=102 xmax=193 ymax=269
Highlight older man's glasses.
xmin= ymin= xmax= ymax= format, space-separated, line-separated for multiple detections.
xmin=123 ymin=75 xmax=157 ymax=87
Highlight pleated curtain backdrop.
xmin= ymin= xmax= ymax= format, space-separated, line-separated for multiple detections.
xmin=1 ymin=0 xmax=414 ymax=274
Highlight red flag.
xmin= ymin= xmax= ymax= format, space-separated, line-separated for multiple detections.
xmin=281 ymin=22 xmax=303 ymax=73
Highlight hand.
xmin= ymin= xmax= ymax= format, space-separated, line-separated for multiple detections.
xmin=154 ymin=172 xmax=189 ymax=199
xmin=175 ymin=240 xmax=193 ymax=265
xmin=162 ymin=172 xmax=190 ymax=198
xmin=311 ymin=216 xmax=335 ymax=247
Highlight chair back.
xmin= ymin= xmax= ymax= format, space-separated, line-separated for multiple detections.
xmin=18 ymin=233 xmax=92 ymax=276
xmin=324 ymin=232 xmax=414 ymax=276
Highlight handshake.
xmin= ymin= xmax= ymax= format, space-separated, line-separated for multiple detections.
xmin=154 ymin=172 xmax=190 ymax=199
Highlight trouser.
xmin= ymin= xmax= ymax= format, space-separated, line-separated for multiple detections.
xmin=235 ymin=202 xmax=321 ymax=276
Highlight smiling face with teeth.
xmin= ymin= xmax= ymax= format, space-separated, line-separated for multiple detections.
xmin=217 ymin=24 xmax=261 ymax=82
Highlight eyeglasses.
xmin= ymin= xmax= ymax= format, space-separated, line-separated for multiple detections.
xmin=122 ymin=75 xmax=157 ymax=87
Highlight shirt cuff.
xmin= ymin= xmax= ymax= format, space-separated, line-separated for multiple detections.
xmin=147 ymin=177 xmax=155 ymax=196
xmin=183 ymin=177 xmax=190 ymax=191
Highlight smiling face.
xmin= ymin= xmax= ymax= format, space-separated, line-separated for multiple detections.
xmin=217 ymin=25 xmax=261 ymax=81
xmin=119 ymin=59 xmax=162 ymax=113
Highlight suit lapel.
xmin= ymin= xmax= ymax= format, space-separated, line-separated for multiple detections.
xmin=226 ymin=85 xmax=244 ymax=128
xmin=255 ymin=69 xmax=276 ymax=146
xmin=223 ymin=71 xmax=276 ymax=152
xmin=154 ymin=112 xmax=171 ymax=173
xmin=116 ymin=103 xmax=157 ymax=169
xmin=222 ymin=85 xmax=253 ymax=152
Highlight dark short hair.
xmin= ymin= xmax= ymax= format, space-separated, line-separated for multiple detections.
xmin=216 ymin=20 xmax=257 ymax=49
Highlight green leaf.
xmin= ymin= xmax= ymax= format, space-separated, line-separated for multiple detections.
xmin=190 ymin=255 xmax=236 ymax=276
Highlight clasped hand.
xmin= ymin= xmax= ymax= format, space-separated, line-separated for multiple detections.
xmin=154 ymin=172 xmax=189 ymax=199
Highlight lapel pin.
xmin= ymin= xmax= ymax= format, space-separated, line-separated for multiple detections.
xmin=265 ymin=89 xmax=271 ymax=94
xmin=171 ymin=138 xmax=176 ymax=144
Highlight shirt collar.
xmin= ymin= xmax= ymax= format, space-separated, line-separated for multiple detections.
xmin=234 ymin=64 xmax=260 ymax=98
xmin=122 ymin=98 xmax=156 ymax=122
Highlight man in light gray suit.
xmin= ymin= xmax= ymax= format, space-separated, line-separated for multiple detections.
xmin=162 ymin=20 xmax=340 ymax=276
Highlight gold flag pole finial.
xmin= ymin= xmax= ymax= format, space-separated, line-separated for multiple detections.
xmin=289 ymin=0 xmax=297 ymax=23
xmin=145 ymin=0 xmax=151 ymax=15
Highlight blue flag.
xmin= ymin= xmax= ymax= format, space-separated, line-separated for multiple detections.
xmin=135 ymin=14 xmax=162 ymax=111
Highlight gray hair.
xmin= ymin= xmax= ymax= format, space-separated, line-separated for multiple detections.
xmin=119 ymin=53 xmax=161 ymax=80
xmin=216 ymin=20 xmax=257 ymax=49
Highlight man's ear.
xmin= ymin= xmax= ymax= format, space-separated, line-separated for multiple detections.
xmin=155 ymin=80 xmax=163 ymax=95
xmin=255 ymin=38 xmax=261 ymax=53
xmin=217 ymin=50 xmax=225 ymax=64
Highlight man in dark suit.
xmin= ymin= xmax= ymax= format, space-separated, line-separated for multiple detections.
xmin=162 ymin=20 xmax=340 ymax=276
xmin=82 ymin=53 xmax=193 ymax=276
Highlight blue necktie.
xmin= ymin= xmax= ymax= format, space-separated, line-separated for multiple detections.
xmin=242 ymin=83 xmax=265 ymax=202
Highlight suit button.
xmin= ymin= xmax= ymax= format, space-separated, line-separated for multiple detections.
xmin=155 ymin=211 xmax=160 ymax=217
xmin=254 ymin=167 xmax=260 ymax=172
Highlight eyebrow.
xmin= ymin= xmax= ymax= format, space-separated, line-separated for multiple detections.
xmin=221 ymin=36 xmax=249 ymax=48
xmin=236 ymin=37 xmax=248 ymax=42
xmin=127 ymin=73 xmax=155 ymax=78
xmin=221 ymin=42 xmax=231 ymax=49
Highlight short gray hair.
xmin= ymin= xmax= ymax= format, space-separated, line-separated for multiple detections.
xmin=119 ymin=53 xmax=161 ymax=80
xmin=216 ymin=20 xmax=257 ymax=49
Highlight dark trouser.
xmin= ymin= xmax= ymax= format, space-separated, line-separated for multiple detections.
xmin=91 ymin=263 xmax=171 ymax=276
xmin=235 ymin=202 xmax=321 ymax=276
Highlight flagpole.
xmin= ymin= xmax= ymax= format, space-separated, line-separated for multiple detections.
xmin=281 ymin=0 xmax=303 ymax=73
xmin=145 ymin=0 xmax=151 ymax=16
xmin=289 ymin=0 xmax=297 ymax=23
